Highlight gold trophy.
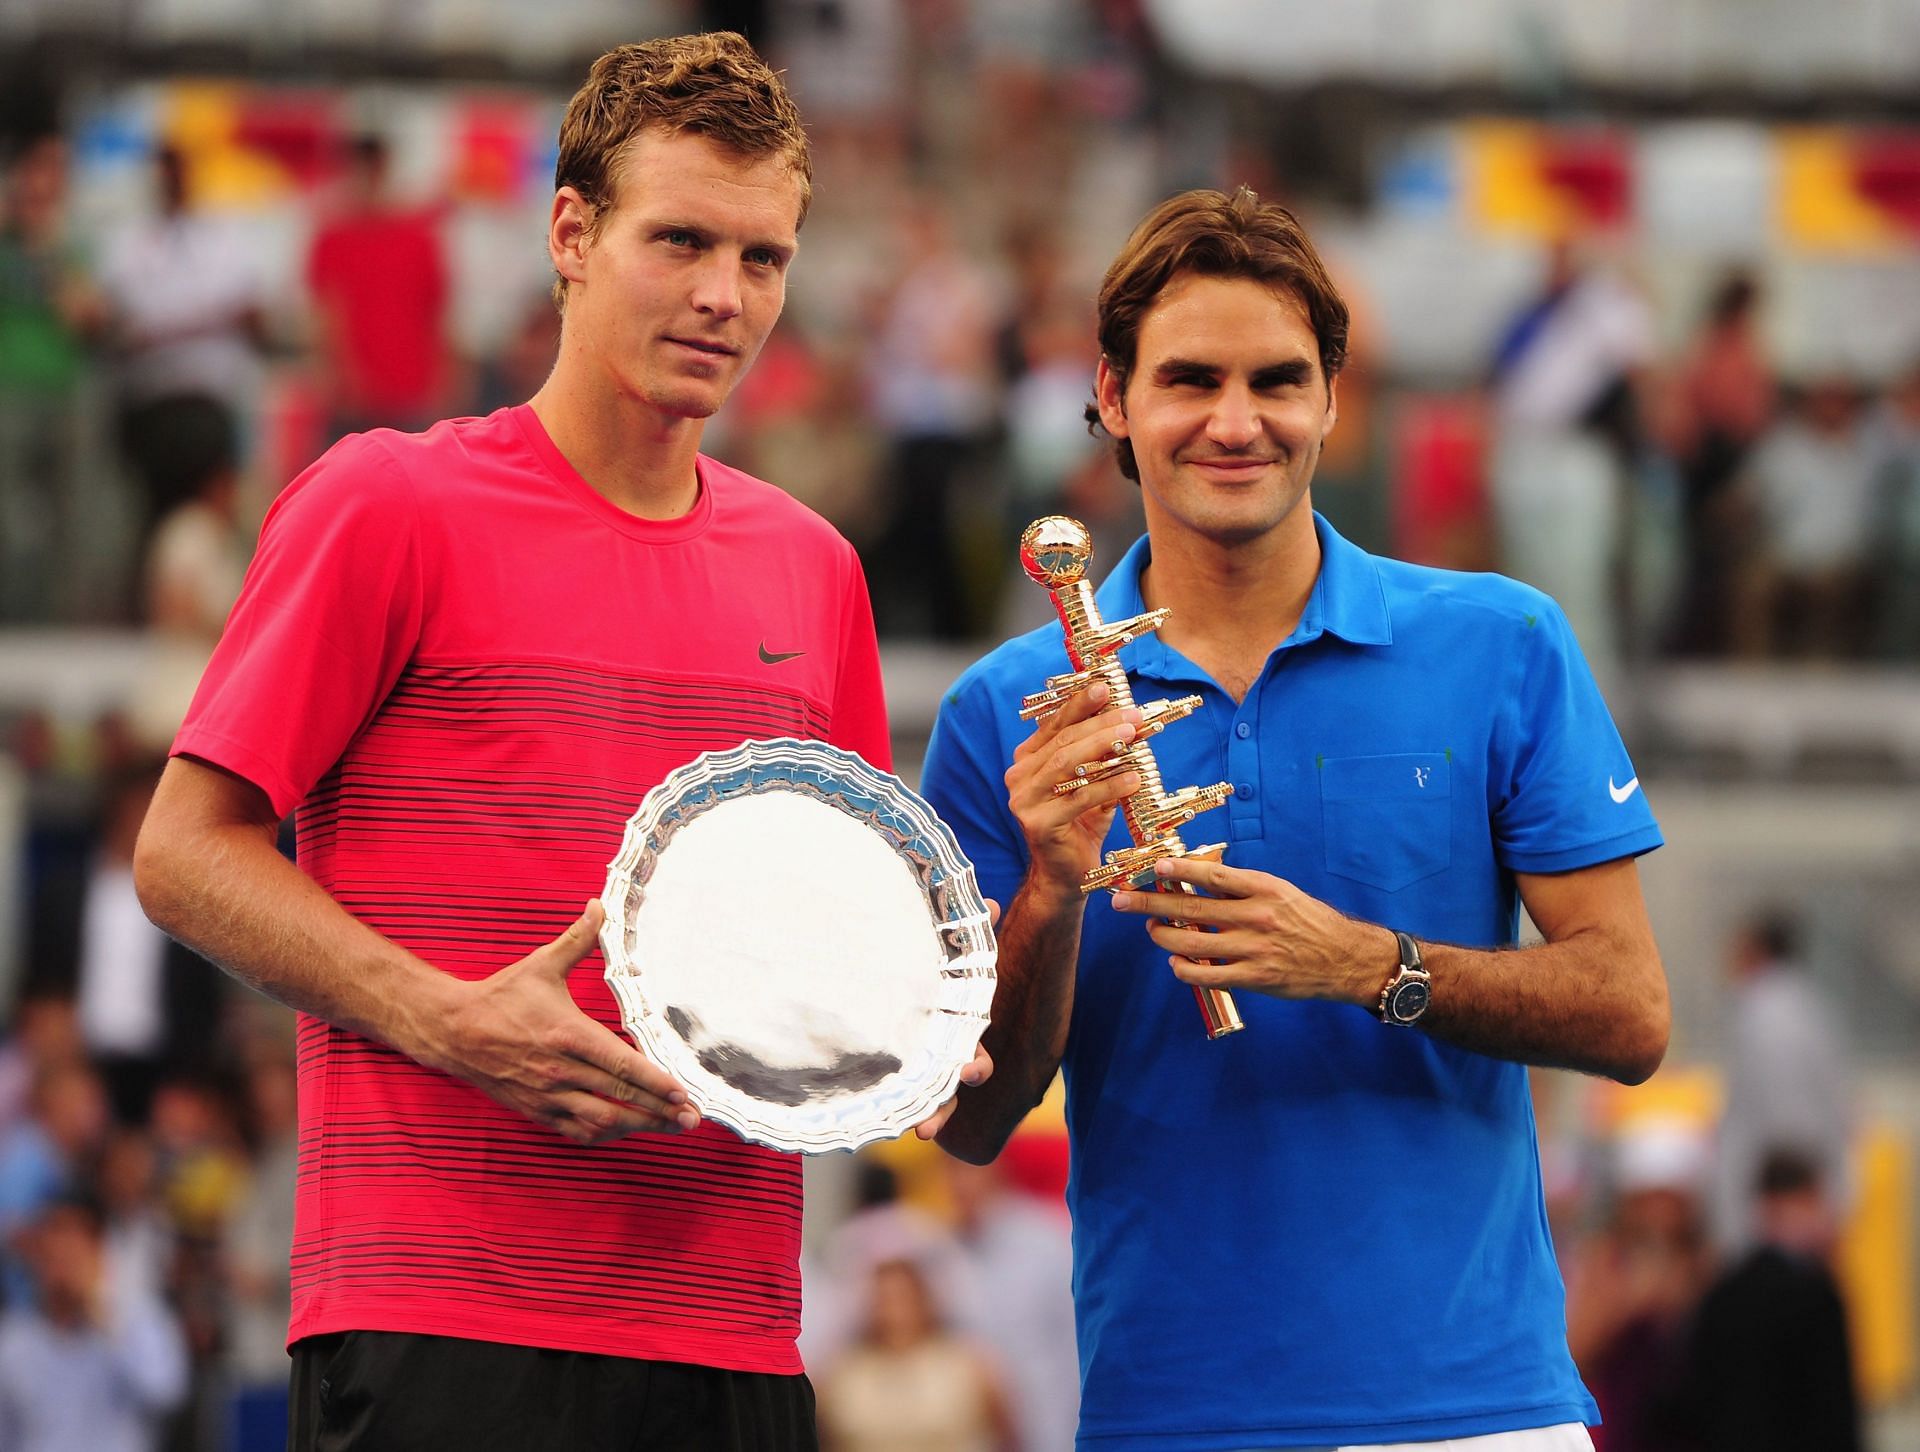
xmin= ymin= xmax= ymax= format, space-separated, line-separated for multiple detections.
xmin=1018 ymin=516 xmax=1243 ymax=1039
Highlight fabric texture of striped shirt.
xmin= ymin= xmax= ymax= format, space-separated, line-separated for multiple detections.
xmin=173 ymin=404 xmax=889 ymax=1372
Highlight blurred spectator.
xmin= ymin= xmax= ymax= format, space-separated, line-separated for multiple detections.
xmin=964 ymin=0 xmax=1090 ymax=203
xmin=1000 ymin=237 xmax=1099 ymax=524
xmin=865 ymin=200 xmax=1003 ymax=639
xmin=148 ymin=1077 xmax=249 ymax=1246
xmin=1566 ymin=1120 xmax=1713 ymax=1452
xmin=816 ymin=1256 xmax=1018 ymax=1452
xmin=37 ymin=763 xmax=222 ymax=1123
xmin=146 ymin=1075 xmax=249 ymax=1451
xmin=471 ymin=292 xmax=560 ymax=416
xmin=808 ymin=1158 xmax=961 ymax=1366
xmin=97 ymin=1127 xmax=170 ymax=1312
xmin=1681 ymin=1148 xmax=1863 ymax=1452
xmin=1712 ymin=912 xmax=1853 ymax=1252
xmin=75 ymin=766 xmax=182 ymax=1120
xmin=0 ymin=1193 xmax=188 ymax=1452
xmin=0 ymin=134 xmax=105 ymax=623
xmin=1390 ymin=393 xmax=1496 ymax=574
xmin=1745 ymin=378 xmax=1881 ymax=657
xmin=0 ymin=1058 xmax=108 ymax=1306
xmin=770 ymin=0 xmax=910 ymax=185
xmin=1867 ymin=359 xmax=1920 ymax=659
xmin=98 ymin=146 xmax=265 ymax=537
xmin=141 ymin=396 xmax=246 ymax=644
xmin=127 ymin=396 xmax=250 ymax=758
xmin=305 ymin=134 xmax=452 ymax=439
xmin=1488 ymin=239 xmax=1656 ymax=680
xmin=0 ymin=996 xmax=80 ymax=1138
xmin=730 ymin=339 xmax=887 ymax=547
xmin=1664 ymin=272 xmax=1777 ymax=657
xmin=940 ymin=1157 xmax=1077 ymax=1452
xmin=223 ymin=1058 xmax=297 ymax=1452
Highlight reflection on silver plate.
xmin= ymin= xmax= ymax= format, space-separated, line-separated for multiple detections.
xmin=600 ymin=738 xmax=997 ymax=1154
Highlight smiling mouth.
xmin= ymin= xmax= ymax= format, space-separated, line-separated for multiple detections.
xmin=1190 ymin=457 xmax=1275 ymax=473
xmin=666 ymin=337 xmax=739 ymax=357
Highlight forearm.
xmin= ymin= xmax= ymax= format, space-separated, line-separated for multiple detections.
xmin=134 ymin=809 xmax=461 ymax=1068
xmin=1297 ymin=915 xmax=1668 ymax=1082
xmin=1413 ymin=927 xmax=1669 ymax=1083
xmin=938 ymin=875 xmax=1083 ymax=1164
xmin=1138 ymin=856 xmax=1669 ymax=1085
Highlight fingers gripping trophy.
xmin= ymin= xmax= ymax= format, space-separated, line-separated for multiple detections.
xmin=1018 ymin=516 xmax=1244 ymax=1039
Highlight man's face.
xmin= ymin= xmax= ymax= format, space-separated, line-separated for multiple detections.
xmin=1097 ymin=272 xmax=1336 ymax=554
xmin=553 ymin=128 xmax=801 ymax=421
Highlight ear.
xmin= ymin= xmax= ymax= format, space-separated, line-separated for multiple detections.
xmin=1094 ymin=356 xmax=1130 ymax=441
xmin=1321 ymin=373 xmax=1340 ymax=440
xmin=548 ymin=187 xmax=595 ymax=289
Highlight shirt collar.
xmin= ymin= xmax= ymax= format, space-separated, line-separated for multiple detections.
xmin=1092 ymin=511 xmax=1393 ymax=681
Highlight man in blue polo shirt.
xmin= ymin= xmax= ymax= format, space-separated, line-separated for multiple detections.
xmin=920 ymin=187 xmax=1669 ymax=1452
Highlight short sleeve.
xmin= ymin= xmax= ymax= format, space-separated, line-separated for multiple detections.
xmin=920 ymin=672 xmax=1028 ymax=915
xmin=172 ymin=435 xmax=424 ymax=818
xmin=829 ymin=548 xmax=892 ymax=772
xmin=1489 ymin=599 xmax=1663 ymax=874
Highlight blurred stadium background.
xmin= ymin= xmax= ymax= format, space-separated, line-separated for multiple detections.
xmin=0 ymin=0 xmax=1916 ymax=1448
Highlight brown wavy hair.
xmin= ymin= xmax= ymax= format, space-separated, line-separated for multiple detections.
xmin=551 ymin=32 xmax=811 ymax=309
xmin=1086 ymin=186 xmax=1349 ymax=481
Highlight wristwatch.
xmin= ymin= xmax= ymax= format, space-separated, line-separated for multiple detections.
xmin=1376 ymin=931 xmax=1431 ymax=1026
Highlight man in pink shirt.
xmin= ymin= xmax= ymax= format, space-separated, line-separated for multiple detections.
xmin=134 ymin=33 xmax=983 ymax=1452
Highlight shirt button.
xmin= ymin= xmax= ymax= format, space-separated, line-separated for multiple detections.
xmin=1236 ymin=782 xmax=1254 ymax=798
xmin=1235 ymin=722 xmax=1251 ymax=739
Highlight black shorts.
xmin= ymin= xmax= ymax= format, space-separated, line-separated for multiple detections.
xmin=288 ymin=1331 xmax=819 ymax=1452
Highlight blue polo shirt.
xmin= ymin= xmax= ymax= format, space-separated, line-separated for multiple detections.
xmin=921 ymin=515 xmax=1662 ymax=1450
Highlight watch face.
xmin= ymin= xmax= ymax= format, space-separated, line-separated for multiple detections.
xmin=1389 ymin=979 xmax=1430 ymax=1023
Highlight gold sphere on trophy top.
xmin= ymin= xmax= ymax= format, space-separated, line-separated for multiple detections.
xmin=1019 ymin=516 xmax=1094 ymax=589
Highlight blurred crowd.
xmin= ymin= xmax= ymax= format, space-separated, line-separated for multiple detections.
xmin=1 ymin=7 xmax=1916 ymax=665
xmin=1549 ymin=910 xmax=1871 ymax=1452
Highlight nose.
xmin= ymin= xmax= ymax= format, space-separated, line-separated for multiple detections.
xmin=690 ymin=253 xmax=743 ymax=320
xmin=1206 ymin=383 xmax=1260 ymax=451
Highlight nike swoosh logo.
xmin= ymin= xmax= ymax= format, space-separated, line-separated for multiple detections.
xmin=758 ymin=644 xmax=805 ymax=665
xmin=1609 ymin=775 xmax=1640 ymax=804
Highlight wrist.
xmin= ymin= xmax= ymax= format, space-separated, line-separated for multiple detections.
xmin=1348 ymin=923 xmax=1399 ymax=1008
xmin=388 ymin=963 xmax=473 ymax=1072
xmin=1019 ymin=870 xmax=1088 ymax=921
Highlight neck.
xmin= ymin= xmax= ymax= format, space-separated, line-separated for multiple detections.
xmin=527 ymin=354 xmax=706 ymax=520
xmin=1140 ymin=506 xmax=1322 ymax=665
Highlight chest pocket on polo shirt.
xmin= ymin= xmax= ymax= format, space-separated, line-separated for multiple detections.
xmin=1319 ymin=754 xmax=1451 ymax=893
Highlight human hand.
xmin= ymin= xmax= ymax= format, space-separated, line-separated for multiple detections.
xmin=1108 ymin=857 xmax=1392 ymax=1006
xmin=425 ymin=900 xmax=700 ymax=1144
xmin=909 ymin=898 xmax=1000 ymax=1141
xmin=1007 ymin=681 xmax=1141 ymax=901
xmin=912 ymin=1041 xmax=995 ymax=1140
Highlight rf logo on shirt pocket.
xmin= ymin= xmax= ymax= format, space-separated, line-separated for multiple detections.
xmin=1319 ymin=753 xmax=1452 ymax=892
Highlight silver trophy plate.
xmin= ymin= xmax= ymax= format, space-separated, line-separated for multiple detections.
xmin=599 ymin=738 xmax=997 ymax=1154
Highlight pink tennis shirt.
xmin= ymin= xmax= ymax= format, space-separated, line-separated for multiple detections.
xmin=175 ymin=405 xmax=889 ymax=1372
